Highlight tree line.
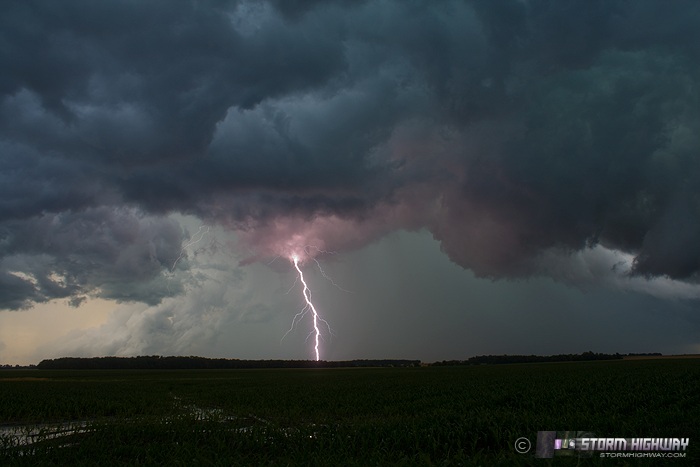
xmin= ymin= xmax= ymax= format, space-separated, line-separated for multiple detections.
xmin=24 ymin=352 xmax=664 ymax=370
xmin=432 ymin=351 xmax=632 ymax=366
xmin=36 ymin=356 xmax=422 ymax=370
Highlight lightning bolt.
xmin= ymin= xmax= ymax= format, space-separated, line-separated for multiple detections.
xmin=309 ymin=257 xmax=352 ymax=293
xmin=170 ymin=225 xmax=211 ymax=272
xmin=165 ymin=225 xmax=211 ymax=295
xmin=302 ymin=245 xmax=352 ymax=293
xmin=290 ymin=254 xmax=327 ymax=361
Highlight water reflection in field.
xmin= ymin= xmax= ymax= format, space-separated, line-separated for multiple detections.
xmin=0 ymin=395 xmax=278 ymax=452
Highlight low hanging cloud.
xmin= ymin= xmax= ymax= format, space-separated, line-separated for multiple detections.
xmin=2 ymin=0 xmax=700 ymax=310
xmin=0 ymin=207 xmax=185 ymax=309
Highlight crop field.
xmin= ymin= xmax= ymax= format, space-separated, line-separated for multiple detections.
xmin=1 ymin=359 xmax=699 ymax=465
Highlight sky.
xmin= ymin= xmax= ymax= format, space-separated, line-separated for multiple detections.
xmin=1 ymin=0 xmax=700 ymax=364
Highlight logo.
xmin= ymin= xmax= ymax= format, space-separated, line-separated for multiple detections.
xmin=534 ymin=431 xmax=689 ymax=459
xmin=514 ymin=437 xmax=531 ymax=454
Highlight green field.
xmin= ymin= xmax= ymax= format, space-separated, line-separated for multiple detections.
xmin=1 ymin=359 xmax=698 ymax=465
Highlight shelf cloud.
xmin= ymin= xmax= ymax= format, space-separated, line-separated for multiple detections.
xmin=2 ymin=0 xmax=700 ymax=310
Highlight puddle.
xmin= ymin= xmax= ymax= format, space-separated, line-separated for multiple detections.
xmin=0 ymin=421 xmax=93 ymax=449
xmin=0 ymin=378 xmax=50 ymax=382
xmin=0 ymin=395 xmax=323 ymax=455
xmin=170 ymin=394 xmax=247 ymax=423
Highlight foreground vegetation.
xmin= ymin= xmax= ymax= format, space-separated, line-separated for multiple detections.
xmin=1 ymin=359 xmax=698 ymax=465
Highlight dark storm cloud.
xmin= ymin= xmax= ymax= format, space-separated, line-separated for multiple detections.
xmin=0 ymin=207 xmax=184 ymax=309
xmin=2 ymin=0 xmax=700 ymax=309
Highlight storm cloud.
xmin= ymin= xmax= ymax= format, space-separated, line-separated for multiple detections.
xmin=2 ymin=0 xmax=700 ymax=310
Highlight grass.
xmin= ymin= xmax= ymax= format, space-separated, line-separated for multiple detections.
xmin=1 ymin=359 xmax=699 ymax=465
